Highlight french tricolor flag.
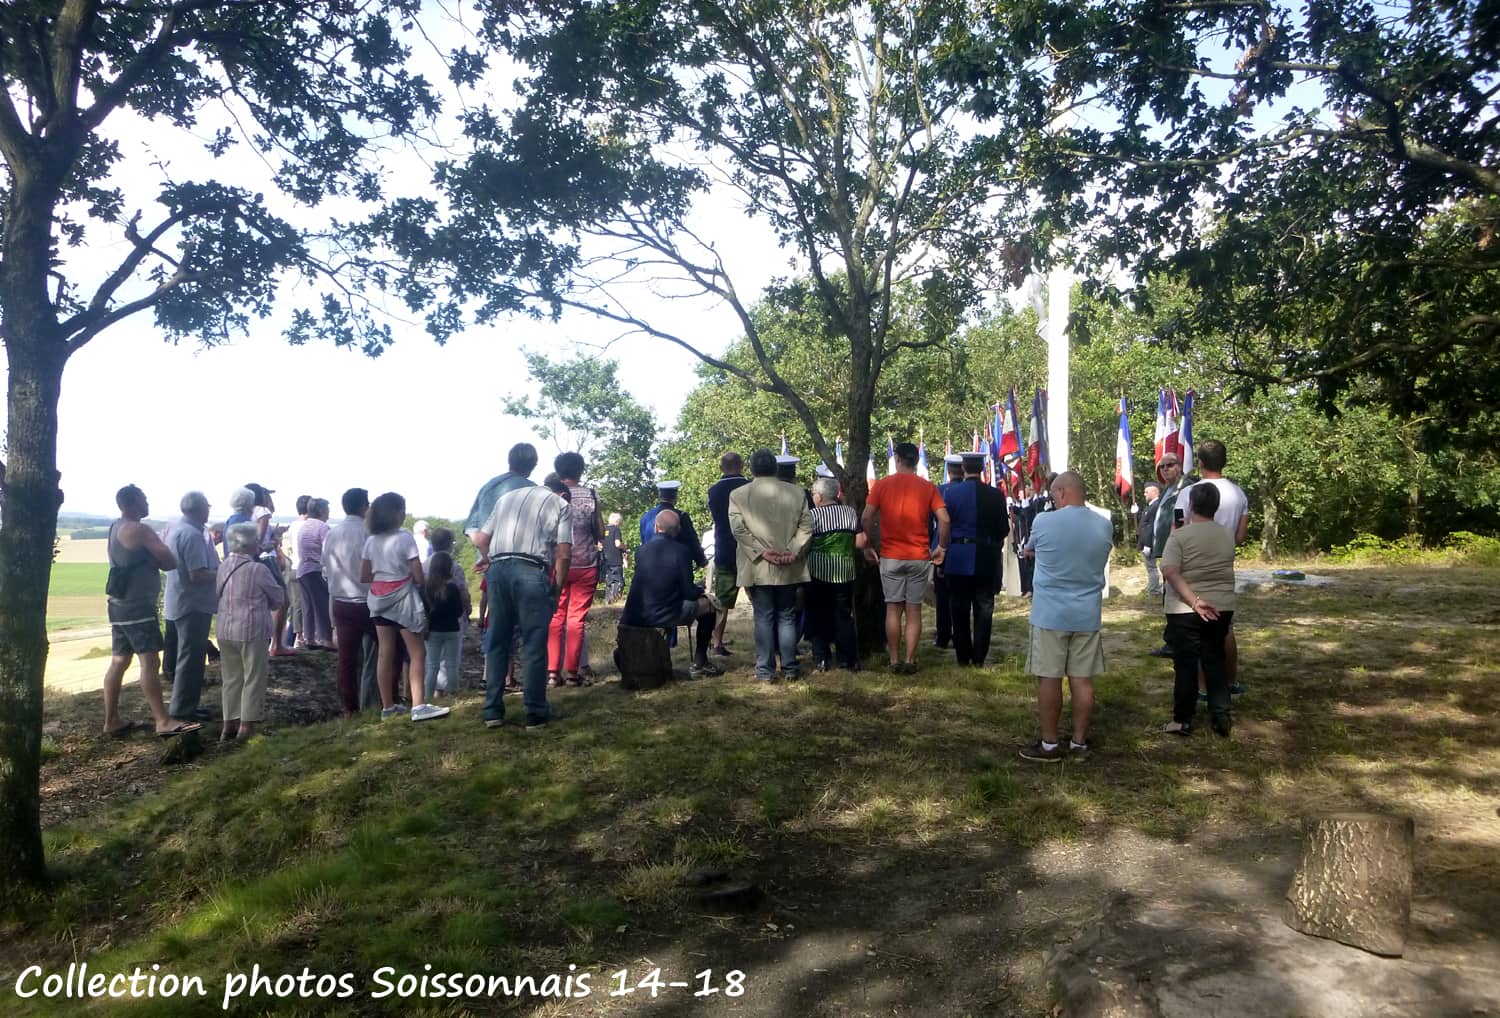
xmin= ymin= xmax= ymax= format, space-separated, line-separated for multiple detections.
xmin=1115 ymin=397 xmax=1134 ymax=500
xmin=1177 ymin=390 xmax=1195 ymax=474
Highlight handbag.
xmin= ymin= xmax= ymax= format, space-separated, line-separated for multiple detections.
xmin=104 ymin=563 xmax=134 ymax=599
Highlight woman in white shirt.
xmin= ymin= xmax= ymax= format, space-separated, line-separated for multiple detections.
xmin=360 ymin=491 xmax=450 ymax=723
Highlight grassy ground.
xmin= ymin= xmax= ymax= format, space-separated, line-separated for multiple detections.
xmin=3 ymin=563 xmax=1498 ymax=1016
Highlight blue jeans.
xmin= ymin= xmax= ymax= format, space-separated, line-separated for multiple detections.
xmin=424 ymin=630 xmax=462 ymax=698
xmin=483 ymin=559 xmax=556 ymax=724
xmin=748 ymin=584 xmax=800 ymax=679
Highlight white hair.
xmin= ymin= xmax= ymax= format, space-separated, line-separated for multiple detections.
xmin=812 ymin=478 xmax=840 ymax=504
xmin=225 ymin=522 xmax=260 ymax=555
xmin=180 ymin=490 xmax=209 ymax=514
xmin=228 ymin=486 xmax=256 ymax=513
xmin=414 ymin=519 xmax=429 ymax=535
xmin=608 ymin=512 xmax=623 ymax=526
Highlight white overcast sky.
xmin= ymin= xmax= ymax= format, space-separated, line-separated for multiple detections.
xmin=3 ymin=8 xmax=1319 ymax=520
xmin=1 ymin=10 xmax=790 ymax=521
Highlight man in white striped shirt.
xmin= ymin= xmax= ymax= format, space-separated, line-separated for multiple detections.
xmin=474 ymin=483 xmax=573 ymax=730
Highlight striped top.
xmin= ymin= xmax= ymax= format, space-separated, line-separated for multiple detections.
xmin=809 ymin=503 xmax=861 ymax=584
xmin=479 ymin=485 xmax=573 ymax=563
xmin=215 ymin=552 xmax=285 ymax=643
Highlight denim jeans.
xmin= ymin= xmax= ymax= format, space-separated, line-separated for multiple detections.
xmin=748 ymin=584 xmax=800 ymax=679
xmin=425 ymin=630 xmax=462 ymax=698
xmin=1166 ymin=610 xmax=1235 ymax=728
xmin=483 ymin=558 xmax=557 ymax=724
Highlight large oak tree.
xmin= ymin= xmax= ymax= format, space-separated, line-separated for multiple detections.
xmin=0 ymin=0 xmax=542 ymax=896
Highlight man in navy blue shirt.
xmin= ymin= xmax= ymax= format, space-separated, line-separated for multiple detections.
xmin=705 ymin=452 xmax=749 ymax=656
xmin=622 ymin=511 xmax=722 ymax=676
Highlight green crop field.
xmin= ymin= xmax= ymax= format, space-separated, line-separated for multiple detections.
xmin=48 ymin=563 xmax=110 ymax=597
xmin=47 ymin=564 xmax=109 ymax=632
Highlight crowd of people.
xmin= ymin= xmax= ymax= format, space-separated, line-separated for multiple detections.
xmin=98 ymin=435 xmax=1251 ymax=758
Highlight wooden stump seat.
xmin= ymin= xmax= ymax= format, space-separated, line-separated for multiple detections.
xmin=615 ymin=624 xmax=674 ymax=691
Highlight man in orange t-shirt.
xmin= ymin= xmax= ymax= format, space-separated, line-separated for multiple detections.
xmin=861 ymin=442 xmax=950 ymax=673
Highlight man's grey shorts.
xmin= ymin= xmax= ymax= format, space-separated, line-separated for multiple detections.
xmin=879 ymin=557 xmax=930 ymax=604
xmin=111 ymin=617 xmax=164 ymax=656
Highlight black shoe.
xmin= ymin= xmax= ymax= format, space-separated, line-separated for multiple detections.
xmin=1148 ymin=644 xmax=1173 ymax=658
xmin=1019 ymin=740 xmax=1065 ymax=763
xmin=712 ymin=645 xmax=732 ymax=657
xmin=525 ymin=711 xmax=563 ymax=730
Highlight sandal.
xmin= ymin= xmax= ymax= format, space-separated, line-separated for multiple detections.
xmin=548 ymin=672 xmax=565 ymax=688
xmin=566 ymin=673 xmax=592 ymax=687
xmin=157 ymin=721 xmax=202 ymax=738
xmin=106 ymin=719 xmax=149 ymax=738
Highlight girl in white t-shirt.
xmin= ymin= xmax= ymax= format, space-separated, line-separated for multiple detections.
xmin=359 ymin=492 xmax=450 ymax=723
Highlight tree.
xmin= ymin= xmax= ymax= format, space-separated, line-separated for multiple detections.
xmin=402 ymin=0 xmax=1053 ymax=513
xmin=503 ymin=350 xmax=658 ymax=524
xmin=0 ymin=0 xmax=475 ymax=895
xmin=963 ymin=0 xmax=1499 ymax=431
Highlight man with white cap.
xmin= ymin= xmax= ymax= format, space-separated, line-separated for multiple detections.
xmin=933 ymin=454 xmax=965 ymax=650
xmin=942 ymin=451 xmax=1010 ymax=667
xmin=640 ymin=481 xmax=707 ymax=570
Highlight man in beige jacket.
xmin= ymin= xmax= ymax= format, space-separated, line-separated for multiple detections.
xmin=729 ymin=449 xmax=813 ymax=681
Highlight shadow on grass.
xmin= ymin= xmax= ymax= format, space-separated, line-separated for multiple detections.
xmin=3 ymin=566 xmax=1497 ymax=1015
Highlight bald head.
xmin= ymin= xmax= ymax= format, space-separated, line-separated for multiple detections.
xmin=1049 ymin=471 xmax=1086 ymax=507
xmin=654 ymin=509 xmax=681 ymax=537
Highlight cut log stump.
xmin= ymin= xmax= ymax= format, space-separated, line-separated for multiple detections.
xmin=1283 ymin=812 xmax=1414 ymax=957
xmin=615 ymin=625 xmax=673 ymax=691
xmin=159 ymin=730 xmax=205 ymax=766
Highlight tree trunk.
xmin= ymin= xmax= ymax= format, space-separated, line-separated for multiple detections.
xmin=1 ymin=175 xmax=69 ymax=895
xmin=1260 ymin=495 xmax=1279 ymax=561
xmin=0 ymin=337 xmax=67 ymax=894
xmin=1283 ymin=812 xmax=1414 ymax=957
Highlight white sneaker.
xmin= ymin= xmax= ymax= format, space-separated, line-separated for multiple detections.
xmin=410 ymin=703 xmax=451 ymax=722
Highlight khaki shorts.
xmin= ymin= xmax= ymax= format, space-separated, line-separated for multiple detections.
xmin=1026 ymin=626 xmax=1105 ymax=678
xmin=879 ymin=557 xmax=931 ymax=604
xmin=712 ymin=567 xmax=740 ymax=609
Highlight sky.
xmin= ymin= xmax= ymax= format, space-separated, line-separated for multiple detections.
xmin=4 ymin=7 xmax=1329 ymax=522
xmin=1 ymin=10 xmax=791 ymax=522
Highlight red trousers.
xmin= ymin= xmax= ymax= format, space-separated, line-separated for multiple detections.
xmin=547 ymin=566 xmax=596 ymax=673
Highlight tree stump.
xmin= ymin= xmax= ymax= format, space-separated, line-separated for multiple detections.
xmin=159 ymin=730 xmax=205 ymax=766
xmin=1283 ymin=812 xmax=1414 ymax=956
xmin=614 ymin=625 xmax=673 ymax=691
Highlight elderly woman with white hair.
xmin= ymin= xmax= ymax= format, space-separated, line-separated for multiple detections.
xmin=216 ymin=522 xmax=285 ymax=741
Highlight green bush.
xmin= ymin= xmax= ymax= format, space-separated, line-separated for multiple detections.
xmin=1328 ymin=531 xmax=1500 ymax=567
xmin=1443 ymin=531 xmax=1500 ymax=567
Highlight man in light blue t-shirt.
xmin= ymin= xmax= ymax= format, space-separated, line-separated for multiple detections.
xmin=1020 ymin=471 xmax=1113 ymax=762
